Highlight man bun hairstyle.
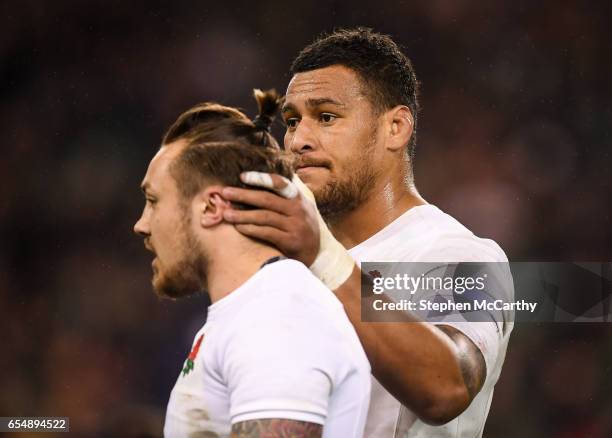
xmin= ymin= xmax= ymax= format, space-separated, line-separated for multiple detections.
xmin=161 ymin=89 xmax=291 ymax=207
xmin=163 ymin=88 xmax=282 ymax=150
xmin=252 ymin=88 xmax=282 ymax=131
xmin=290 ymin=27 xmax=420 ymax=160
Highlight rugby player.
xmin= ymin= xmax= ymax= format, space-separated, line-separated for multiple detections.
xmin=221 ymin=29 xmax=514 ymax=437
xmin=133 ymin=90 xmax=371 ymax=437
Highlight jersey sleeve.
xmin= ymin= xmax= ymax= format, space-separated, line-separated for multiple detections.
xmin=219 ymin=299 xmax=348 ymax=425
xmin=413 ymin=237 xmax=514 ymax=381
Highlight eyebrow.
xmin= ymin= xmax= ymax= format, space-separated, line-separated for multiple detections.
xmin=282 ymin=97 xmax=345 ymax=113
xmin=140 ymin=182 xmax=150 ymax=194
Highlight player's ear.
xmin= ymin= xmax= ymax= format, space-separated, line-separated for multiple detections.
xmin=385 ymin=105 xmax=414 ymax=153
xmin=198 ymin=186 xmax=231 ymax=228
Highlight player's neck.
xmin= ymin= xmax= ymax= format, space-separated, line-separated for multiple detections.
xmin=205 ymin=241 xmax=282 ymax=304
xmin=328 ymin=176 xmax=427 ymax=250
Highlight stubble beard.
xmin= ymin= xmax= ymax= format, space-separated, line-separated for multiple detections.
xmin=316 ymin=129 xmax=379 ymax=223
xmin=153 ymin=218 xmax=208 ymax=300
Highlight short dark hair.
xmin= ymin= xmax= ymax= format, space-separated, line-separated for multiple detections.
xmin=169 ymin=141 xmax=292 ymax=205
xmin=291 ymin=27 xmax=420 ymax=159
xmin=162 ymin=90 xmax=293 ymax=205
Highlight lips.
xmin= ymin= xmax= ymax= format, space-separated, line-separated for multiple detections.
xmin=294 ymin=159 xmax=331 ymax=172
xmin=296 ymin=165 xmax=325 ymax=170
xmin=295 ymin=159 xmax=331 ymax=181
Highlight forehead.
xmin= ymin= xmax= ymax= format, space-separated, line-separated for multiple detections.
xmin=141 ymin=141 xmax=186 ymax=192
xmin=285 ymin=65 xmax=366 ymax=106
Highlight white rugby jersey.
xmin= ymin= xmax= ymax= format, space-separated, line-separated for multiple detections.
xmin=348 ymin=204 xmax=514 ymax=438
xmin=163 ymin=259 xmax=371 ymax=438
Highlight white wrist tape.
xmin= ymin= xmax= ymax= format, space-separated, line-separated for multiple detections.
xmin=292 ymin=175 xmax=355 ymax=290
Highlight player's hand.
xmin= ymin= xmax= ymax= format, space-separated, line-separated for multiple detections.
xmin=221 ymin=172 xmax=320 ymax=266
xmin=223 ymin=172 xmax=355 ymax=290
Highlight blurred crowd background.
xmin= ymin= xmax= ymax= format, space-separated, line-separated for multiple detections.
xmin=2 ymin=1 xmax=611 ymax=436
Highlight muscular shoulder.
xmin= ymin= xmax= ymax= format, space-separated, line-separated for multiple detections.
xmin=243 ymin=259 xmax=345 ymax=320
xmin=350 ymin=204 xmax=508 ymax=264
xmin=418 ymin=234 xmax=508 ymax=264
xmin=220 ymin=260 xmax=368 ymax=379
xmin=223 ymin=260 xmax=355 ymax=350
xmin=410 ymin=205 xmax=507 ymax=262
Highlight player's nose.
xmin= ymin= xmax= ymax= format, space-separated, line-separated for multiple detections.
xmin=287 ymin=120 xmax=318 ymax=155
xmin=133 ymin=215 xmax=149 ymax=237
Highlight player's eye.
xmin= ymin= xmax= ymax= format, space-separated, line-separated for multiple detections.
xmin=146 ymin=197 xmax=157 ymax=206
xmin=285 ymin=117 xmax=299 ymax=130
xmin=320 ymin=113 xmax=337 ymax=124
